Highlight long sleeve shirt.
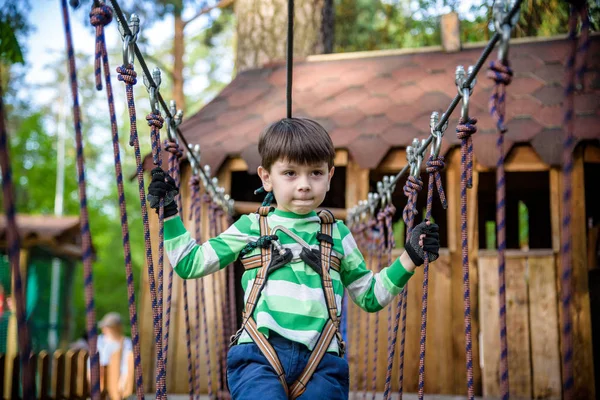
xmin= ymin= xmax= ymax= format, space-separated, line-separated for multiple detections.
xmin=164 ymin=208 xmax=413 ymax=353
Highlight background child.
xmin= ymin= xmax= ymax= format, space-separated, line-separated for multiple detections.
xmin=148 ymin=117 xmax=440 ymax=400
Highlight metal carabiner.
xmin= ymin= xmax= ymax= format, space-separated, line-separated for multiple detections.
xmin=119 ymin=13 xmax=139 ymax=66
xmin=383 ymin=175 xmax=393 ymax=206
xmin=412 ymin=138 xmax=424 ymax=177
xmin=430 ymin=111 xmax=448 ymax=158
xmin=368 ymin=192 xmax=377 ymax=217
xmin=377 ymin=181 xmax=386 ymax=209
xmin=494 ymin=0 xmax=520 ymax=64
xmin=143 ymin=67 xmax=162 ymax=114
xmin=188 ymin=143 xmax=201 ymax=176
xmin=167 ymin=100 xmax=183 ymax=142
xmin=456 ymin=65 xmax=476 ymax=121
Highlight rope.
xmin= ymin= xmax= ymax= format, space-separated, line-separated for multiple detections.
xmin=146 ymin=108 xmax=167 ymax=398
xmin=399 ymin=175 xmax=422 ymax=399
xmin=361 ymin=219 xmax=376 ymax=400
xmin=0 ymin=62 xmax=35 ymax=399
xmin=91 ymin=7 xmax=146 ymax=396
xmin=370 ymin=212 xmax=386 ymax=399
xmin=216 ymin=209 xmax=231 ymax=399
xmin=456 ymin=116 xmax=477 ymax=400
xmin=208 ymin=198 xmax=225 ymax=398
xmin=200 ymin=193 xmax=215 ymax=399
xmin=561 ymin=4 xmax=589 ymax=398
xmin=382 ymin=205 xmax=396 ymax=400
xmin=488 ymin=58 xmax=514 ymax=400
xmin=418 ymin=155 xmax=447 ymax=399
xmin=286 ymin=0 xmax=294 ymax=118
xmin=61 ymin=1 xmax=100 ymax=397
xmin=183 ymin=279 xmax=195 ymax=400
xmin=163 ymin=140 xmax=184 ymax=375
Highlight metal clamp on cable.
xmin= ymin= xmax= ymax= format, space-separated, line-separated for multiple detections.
xmin=494 ymin=0 xmax=520 ymax=64
xmin=456 ymin=65 xmax=476 ymax=121
xmin=143 ymin=67 xmax=162 ymax=115
xmin=118 ymin=13 xmax=139 ymax=66
xmin=166 ymin=100 xmax=184 ymax=143
xmin=429 ymin=111 xmax=447 ymax=158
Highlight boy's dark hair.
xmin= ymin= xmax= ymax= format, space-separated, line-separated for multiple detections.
xmin=258 ymin=118 xmax=335 ymax=171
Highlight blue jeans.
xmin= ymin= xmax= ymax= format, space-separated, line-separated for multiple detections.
xmin=227 ymin=332 xmax=349 ymax=400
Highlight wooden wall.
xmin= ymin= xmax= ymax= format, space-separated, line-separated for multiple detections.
xmin=138 ymin=144 xmax=596 ymax=397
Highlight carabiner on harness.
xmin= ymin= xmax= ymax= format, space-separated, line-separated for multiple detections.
xmin=270 ymin=225 xmax=323 ymax=275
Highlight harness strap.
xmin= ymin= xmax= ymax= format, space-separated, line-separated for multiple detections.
xmin=241 ymin=253 xmax=341 ymax=272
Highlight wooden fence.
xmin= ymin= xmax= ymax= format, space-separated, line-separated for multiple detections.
xmin=1 ymin=349 xmax=125 ymax=400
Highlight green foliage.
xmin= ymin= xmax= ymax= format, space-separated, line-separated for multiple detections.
xmin=0 ymin=0 xmax=30 ymax=64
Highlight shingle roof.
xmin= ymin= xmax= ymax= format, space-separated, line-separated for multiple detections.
xmin=180 ymin=35 xmax=600 ymax=172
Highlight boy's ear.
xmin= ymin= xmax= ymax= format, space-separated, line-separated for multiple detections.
xmin=257 ymin=166 xmax=273 ymax=192
xmin=327 ymin=166 xmax=335 ymax=191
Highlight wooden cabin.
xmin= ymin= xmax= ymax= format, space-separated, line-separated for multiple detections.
xmin=139 ymin=35 xmax=600 ymax=398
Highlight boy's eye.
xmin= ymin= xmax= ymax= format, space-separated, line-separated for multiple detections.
xmin=312 ymin=170 xmax=325 ymax=176
xmin=283 ymin=170 xmax=296 ymax=177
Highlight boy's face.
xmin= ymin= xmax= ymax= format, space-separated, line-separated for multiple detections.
xmin=258 ymin=159 xmax=334 ymax=215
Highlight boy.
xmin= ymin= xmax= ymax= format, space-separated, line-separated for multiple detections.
xmin=148 ymin=118 xmax=440 ymax=400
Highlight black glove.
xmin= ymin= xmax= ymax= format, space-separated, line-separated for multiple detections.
xmin=405 ymin=221 xmax=440 ymax=266
xmin=147 ymin=167 xmax=179 ymax=218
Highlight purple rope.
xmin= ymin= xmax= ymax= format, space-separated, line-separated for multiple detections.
xmin=0 ymin=63 xmax=34 ymax=398
xmin=370 ymin=212 xmax=386 ymax=399
xmin=382 ymin=205 xmax=396 ymax=400
xmin=61 ymin=1 xmax=100 ymax=397
xmin=163 ymin=140 xmax=183 ymax=375
xmin=488 ymin=58 xmax=513 ymax=400
xmin=216 ymin=209 xmax=231 ymax=398
xmin=561 ymin=4 xmax=589 ymax=397
xmin=200 ymin=194 xmax=215 ymax=399
xmin=91 ymin=7 xmax=145 ymax=395
xmin=399 ymin=175 xmax=422 ymax=399
xmin=417 ymin=155 xmax=447 ymax=399
xmin=361 ymin=219 xmax=377 ymax=400
xmin=183 ymin=280 xmax=195 ymax=400
xmin=456 ymin=116 xmax=477 ymax=400
xmin=146 ymin=110 xmax=166 ymax=398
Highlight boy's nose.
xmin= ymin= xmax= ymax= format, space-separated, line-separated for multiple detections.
xmin=297 ymin=176 xmax=311 ymax=191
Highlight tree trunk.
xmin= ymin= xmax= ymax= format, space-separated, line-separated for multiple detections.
xmin=321 ymin=0 xmax=335 ymax=54
xmin=173 ymin=10 xmax=186 ymax=112
xmin=234 ymin=0 xmax=326 ymax=72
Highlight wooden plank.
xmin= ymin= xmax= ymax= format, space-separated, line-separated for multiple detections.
xmin=478 ymin=254 xmax=500 ymax=397
xmin=345 ymin=156 xmax=370 ymax=210
xmin=404 ymin=264 xmax=424 ymax=393
xmin=589 ymin=226 xmax=599 ymax=270
xmin=505 ymin=256 xmax=532 ymax=398
xmin=334 ymin=149 xmax=348 ymax=167
xmin=528 ymin=254 xmax=562 ymax=399
xmin=584 ymin=142 xmax=600 ymax=163
xmin=64 ymin=349 xmax=76 ymax=399
xmin=549 ymin=169 xmax=561 ymax=253
xmin=376 ymin=148 xmax=408 ymax=173
xmin=78 ymin=351 xmax=89 ymax=399
xmin=569 ymin=147 xmax=595 ymax=398
xmin=468 ymin=164 xmax=481 ymax=394
xmin=53 ymin=350 xmax=66 ymax=400
xmin=477 ymin=145 xmax=549 ymax=172
xmin=38 ymin=351 xmax=51 ymax=400
xmin=424 ymin=251 xmax=454 ymax=394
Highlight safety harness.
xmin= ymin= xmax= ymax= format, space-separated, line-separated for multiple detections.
xmin=231 ymin=206 xmax=345 ymax=399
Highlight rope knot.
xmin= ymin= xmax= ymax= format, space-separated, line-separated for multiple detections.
xmin=402 ymin=175 xmax=423 ymax=233
xmin=457 ymin=117 xmax=477 ymax=189
xmin=426 ymin=155 xmax=448 ymax=210
xmin=487 ymin=60 xmax=513 ymax=86
xmin=89 ymin=4 xmax=113 ymax=27
xmin=164 ymin=140 xmax=183 ymax=159
xmin=189 ymin=176 xmax=201 ymax=188
xmin=146 ymin=113 xmax=165 ymax=130
xmin=456 ymin=117 xmax=477 ymax=140
xmin=117 ymin=65 xmax=137 ymax=85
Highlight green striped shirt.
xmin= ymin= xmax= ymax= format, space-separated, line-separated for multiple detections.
xmin=164 ymin=208 xmax=413 ymax=352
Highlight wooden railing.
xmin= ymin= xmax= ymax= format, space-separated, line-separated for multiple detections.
xmin=1 ymin=349 xmax=124 ymax=399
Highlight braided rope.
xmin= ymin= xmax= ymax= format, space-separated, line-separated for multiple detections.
xmin=207 ymin=199 xmax=225 ymax=398
xmin=0 ymin=60 xmax=34 ymax=398
xmin=216 ymin=209 xmax=231 ymax=398
xmin=61 ymin=1 xmax=100 ymax=397
xmin=456 ymin=116 xmax=477 ymax=400
xmin=382 ymin=205 xmax=396 ymax=400
xmin=91 ymin=9 xmax=146 ymax=395
xmin=417 ymin=155 xmax=447 ymax=399
xmin=370 ymin=212 xmax=386 ymax=399
xmin=488 ymin=58 xmax=513 ymax=400
xmin=561 ymin=4 xmax=589 ymax=397
xmin=163 ymin=140 xmax=184 ymax=374
xmin=362 ymin=219 xmax=377 ymax=400
xmin=146 ymin=110 xmax=167 ymax=398
xmin=399 ymin=175 xmax=422 ymax=399
xmin=200 ymin=194 xmax=215 ymax=398
xmin=183 ymin=280 xmax=195 ymax=400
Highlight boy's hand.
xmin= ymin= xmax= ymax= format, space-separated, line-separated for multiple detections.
xmin=147 ymin=167 xmax=179 ymax=218
xmin=405 ymin=220 xmax=440 ymax=266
